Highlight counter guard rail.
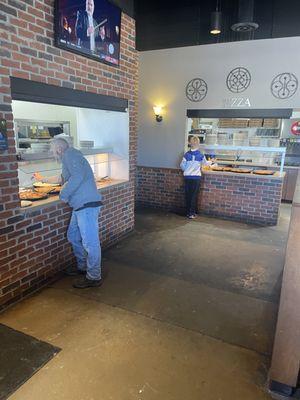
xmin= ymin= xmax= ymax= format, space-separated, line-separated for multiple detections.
xmin=199 ymin=144 xmax=286 ymax=174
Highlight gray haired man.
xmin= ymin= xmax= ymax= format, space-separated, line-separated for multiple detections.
xmin=35 ymin=136 xmax=104 ymax=288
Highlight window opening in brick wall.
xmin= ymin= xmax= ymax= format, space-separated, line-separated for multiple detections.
xmin=12 ymin=100 xmax=129 ymax=195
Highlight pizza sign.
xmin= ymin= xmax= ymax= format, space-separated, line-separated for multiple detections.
xmin=291 ymin=121 xmax=300 ymax=135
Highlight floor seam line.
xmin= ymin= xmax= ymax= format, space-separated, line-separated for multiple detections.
xmin=100 ymin=262 xmax=280 ymax=306
xmin=47 ymin=286 xmax=272 ymax=359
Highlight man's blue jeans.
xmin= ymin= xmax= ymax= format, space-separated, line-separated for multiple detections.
xmin=67 ymin=207 xmax=101 ymax=280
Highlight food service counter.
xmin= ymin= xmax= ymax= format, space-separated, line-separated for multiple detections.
xmin=199 ymin=168 xmax=285 ymax=225
xmin=216 ymin=160 xmax=299 ymax=202
xmin=19 ymin=179 xmax=128 ymax=212
xmin=18 ymin=148 xmax=129 ymax=211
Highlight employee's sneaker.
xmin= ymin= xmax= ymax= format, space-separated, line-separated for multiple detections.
xmin=73 ymin=276 xmax=103 ymax=289
xmin=188 ymin=214 xmax=196 ymax=219
xmin=64 ymin=266 xmax=86 ymax=276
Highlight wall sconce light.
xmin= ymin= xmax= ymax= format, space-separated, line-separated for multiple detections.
xmin=153 ymin=106 xmax=163 ymax=122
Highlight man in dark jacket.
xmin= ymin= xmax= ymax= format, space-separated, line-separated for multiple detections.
xmin=75 ymin=0 xmax=99 ymax=52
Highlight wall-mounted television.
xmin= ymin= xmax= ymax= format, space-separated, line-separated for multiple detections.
xmin=55 ymin=0 xmax=121 ymax=66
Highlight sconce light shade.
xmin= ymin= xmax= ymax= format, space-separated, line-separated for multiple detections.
xmin=210 ymin=11 xmax=222 ymax=34
xmin=153 ymin=106 xmax=163 ymax=122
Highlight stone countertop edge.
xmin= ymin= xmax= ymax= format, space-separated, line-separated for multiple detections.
xmin=202 ymin=170 xmax=285 ymax=180
xmin=18 ymin=179 xmax=128 ymax=214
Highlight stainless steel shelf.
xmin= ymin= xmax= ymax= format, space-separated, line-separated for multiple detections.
xmin=18 ymin=147 xmax=113 ymax=161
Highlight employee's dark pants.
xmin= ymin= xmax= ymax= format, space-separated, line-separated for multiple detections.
xmin=184 ymin=178 xmax=201 ymax=216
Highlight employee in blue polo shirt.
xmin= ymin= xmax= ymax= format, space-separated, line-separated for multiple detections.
xmin=180 ymin=136 xmax=211 ymax=219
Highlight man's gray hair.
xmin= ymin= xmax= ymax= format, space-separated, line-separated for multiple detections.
xmin=51 ymin=137 xmax=69 ymax=150
xmin=51 ymin=133 xmax=73 ymax=148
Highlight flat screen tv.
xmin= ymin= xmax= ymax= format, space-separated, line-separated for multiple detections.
xmin=55 ymin=0 xmax=121 ymax=66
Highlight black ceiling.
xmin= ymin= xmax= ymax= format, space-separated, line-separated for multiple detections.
xmin=110 ymin=0 xmax=134 ymax=18
xmin=134 ymin=0 xmax=300 ymax=51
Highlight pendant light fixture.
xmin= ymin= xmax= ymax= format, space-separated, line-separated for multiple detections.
xmin=210 ymin=0 xmax=222 ymax=35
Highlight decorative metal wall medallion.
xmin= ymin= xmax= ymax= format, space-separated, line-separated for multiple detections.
xmin=185 ymin=78 xmax=208 ymax=102
xmin=271 ymin=72 xmax=298 ymax=99
xmin=226 ymin=67 xmax=251 ymax=93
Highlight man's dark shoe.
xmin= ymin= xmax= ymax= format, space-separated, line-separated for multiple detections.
xmin=64 ymin=266 xmax=86 ymax=276
xmin=73 ymin=276 xmax=103 ymax=289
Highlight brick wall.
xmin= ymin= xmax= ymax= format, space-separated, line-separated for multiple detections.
xmin=200 ymin=172 xmax=282 ymax=225
xmin=0 ymin=0 xmax=138 ymax=310
xmin=136 ymin=166 xmax=185 ymax=212
xmin=136 ymin=166 xmax=283 ymax=225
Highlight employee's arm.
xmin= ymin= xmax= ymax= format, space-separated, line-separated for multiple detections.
xmin=180 ymin=157 xmax=187 ymax=171
xmin=201 ymin=155 xmax=212 ymax=166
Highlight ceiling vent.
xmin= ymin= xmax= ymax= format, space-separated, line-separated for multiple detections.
xmin=231 ymin=0 xmax=259 ymax=32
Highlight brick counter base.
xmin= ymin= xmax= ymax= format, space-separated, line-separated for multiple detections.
xmin=136 ymin=166 xmax=283 ymax=226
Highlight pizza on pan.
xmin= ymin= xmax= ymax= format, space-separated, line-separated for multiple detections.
xmin=253 ymin=170 xmax=275 ymax=175
xmin=19 ymin=191 xmax=48 ymax=201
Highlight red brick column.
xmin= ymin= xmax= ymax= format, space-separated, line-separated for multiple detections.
xmin=0 ymin=1 xmax=138 ymax=310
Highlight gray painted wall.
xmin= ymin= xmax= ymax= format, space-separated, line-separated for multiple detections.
xmin=137 ymin=37 xmax=300 ymax=168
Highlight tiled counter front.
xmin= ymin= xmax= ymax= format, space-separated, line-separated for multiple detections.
xmin=136 ymin=166 xmax=283 ymax=226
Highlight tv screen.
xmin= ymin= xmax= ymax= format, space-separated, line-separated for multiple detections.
xmin=0 ymin=119 xmax=8 ymax=150
xmin=55 ymin=0 xmax=121 ymax=66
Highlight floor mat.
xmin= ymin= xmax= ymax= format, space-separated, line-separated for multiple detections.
xmin=0 ymin=323 xmax=60 ymax=400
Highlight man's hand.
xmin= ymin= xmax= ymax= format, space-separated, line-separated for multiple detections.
xmin=33 ymin=172 xmax=44 ymax=181
xmin=87 ymin=26 xmax=94 ymax=36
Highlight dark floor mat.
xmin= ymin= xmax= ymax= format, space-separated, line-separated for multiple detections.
xmin=0 ymin=323 xmax=60 ymax=400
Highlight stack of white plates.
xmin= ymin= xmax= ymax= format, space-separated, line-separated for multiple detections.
xmin=30 ymin=143 xmax=50 ymax=152
xmin=233 ymin=139 xmax=248 ymax=146
xmin=233 ymin=131 xmax=248 ymax=140
xmin=205 ymin=135 xmax=217 ymax=145
xmin=268 ymin=139 xmax=280 ymax=148
xmin=217 ymin=133 xmax=227 ymax=145
xmin=80 ymin=140 xmax=94 ymax=148
xmin=249 ymin=137 xmax=261 ymax=147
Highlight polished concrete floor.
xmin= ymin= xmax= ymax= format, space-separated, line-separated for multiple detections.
xmin=0 ymin=205 xmax=291 ymax=400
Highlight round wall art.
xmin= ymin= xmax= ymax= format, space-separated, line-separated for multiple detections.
xmin=271 ymin=72 xmax=298 ymax=99
xmin=226 ymin=67 xmax=251 ymax=93
xmin=185 ymin=78 xmax=208 ymax=102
